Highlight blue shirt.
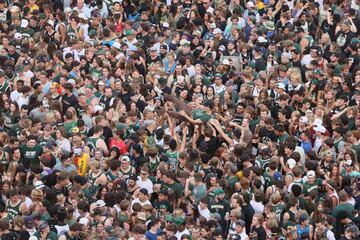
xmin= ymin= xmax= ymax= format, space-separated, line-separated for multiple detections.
xmin=145 ymin=229 xmax=162 ymax=240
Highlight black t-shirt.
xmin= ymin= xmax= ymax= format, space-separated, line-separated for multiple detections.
xmin=259 ymin=127 xmax=277 ymax=143
xmin=335 ymin=30 xmax=356 ymax=51
xmin=251 ymin=225 xmax=267 ymax=240
xmin=62 ymin=93 xmax=79 ymax=114
xmin=197 ymin=135 xmax=219 ymax=156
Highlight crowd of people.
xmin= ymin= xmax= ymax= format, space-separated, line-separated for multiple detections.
xmin=0 ymin=0 xmax=360 ymax=239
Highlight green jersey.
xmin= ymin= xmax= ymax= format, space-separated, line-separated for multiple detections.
xmin=6 ymin=200 xmax=22 ymax=219
xmin=166 ymin=150 xmax=179 ymax=171
xmin=19 ymin=144 xmax=42 ymax=165
xmin=192 ymin=109 xmax=211 ymax=123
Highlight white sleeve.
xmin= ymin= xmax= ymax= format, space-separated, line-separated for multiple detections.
xmin=326 ymin=230 xmax=336 ymax=240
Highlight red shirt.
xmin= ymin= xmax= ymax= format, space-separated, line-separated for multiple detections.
xmin=109 ymin=138 xmax=128 ymax=155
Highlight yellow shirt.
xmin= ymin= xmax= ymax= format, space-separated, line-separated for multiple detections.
xmin=76 ymin=153 xmax=89 ymax=177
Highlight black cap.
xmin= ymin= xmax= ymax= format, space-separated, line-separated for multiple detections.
xmin=139 ymin=188 xmax=148 ymax=195
xmin=159 ymin=189 xmax=168 ymax=196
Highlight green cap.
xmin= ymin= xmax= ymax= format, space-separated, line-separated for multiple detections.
xmin=89 ymin=29 xmax=97 ymax=36
xmin=313 ymin=68 xmax=324 ymax=76
xmin=311 ymin=78 xmax=318 ymax=85
xmin=248 ymin=61 xmax=256 ymax=69
xmin=125 ymin=29 xmax=134 ymax=36
xmin=165 ymin=214 xmax=173 ymax=222
xmin=116 ymin=123 xmax=127 ymax=131
xmin=214 ymin=73 xmax=223 ymax=78
xmin=85 ymin=84 xmax=94 ymax=89
xmin=213 ymin=187 xmax=225 ymax=196
xmin=350 ymin=38 xmax=359 ymax=44
xmin=174 ymin=217 xmax=185 ymax=225
xmin=95 ymin=49 xmax=105 ymax=55
xmin=83 ymin=185 xmax=98 ymax=198
xmin=147 ymin=136 xmax=156 ymax=148
xmin=39 ymin=13 xmax=46 ymax=19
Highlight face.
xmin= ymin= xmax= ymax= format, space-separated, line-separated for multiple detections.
xmin=28 ymin=139 xmax=36 ymax=148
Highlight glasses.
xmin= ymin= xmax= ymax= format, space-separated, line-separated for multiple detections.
xmin=202 ymin=1 xmax=209 ymax=4
xmin=141 ymin=172 xmax=147 ymax=175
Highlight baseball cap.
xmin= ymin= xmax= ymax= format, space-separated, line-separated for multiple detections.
xmin=34 ymin=180 xmax=45 ymax=190
xmin=24 ymin=216 xmax=33 ymax=228
xmin=287 ymin=158 xmax=296 ymax=169
xmin=222 ymin=59 xmax=230 ymax=65
xmin=213 ymin=188 xmax=225 ymax=196
xmin=299 ymin=116 xmax=308 ymax=124
xmin=276 ymin=82 xmax=285 ymax=89
xmin=139 ymin=188 xmax=148 ymax=195
xmin=79 ymin=217 xmax=89 ymax=226
xmin=96 ymin=200 xmax=106 ymax=207
xmin=307 ymin=170 xmax=316 ymax=177
xmin=313 ymin=125 xmax=326 ymax=133
xmin=213 ymin=28 xmax=222 ymax=34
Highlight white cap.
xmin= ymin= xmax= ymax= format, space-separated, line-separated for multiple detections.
xmin=313 ymin=118 xmax=323 ymax=127
xmin=47 ymin=19 xmax=54 ymax=27
xmin=313 ymin=125 xmax=326 ymax=134
xmin=222 ymin=59 xmax=230 ymax=65
xmin=78 ymin=13 xmax=88 ymax=20
xmin=121 ymin=155 xmax=130 ymax=162
xmin=276 ymin=82 xmax=285 ymax=90
xmin=213 ymin=28 xmax=222 ymax=34
xmin=162 ymin=22 xmax=170 ymax=28
xmin=287 ymin=158 xmax=296 ymax=169
xmin=14 ymin=33 xmax=22 ymax=40
xmin=307 ymin=170 xmax=315 ymax=177
xmin=281 ymin=52 xmax=292 ymax=59
xmin=64 ymin=7 xmax=72 ymax=13
xmin=258 ymin=36 xmax=268 ymax=43
xmin=96 ymin=200 xmax=106 ymax=207
xmin=34 ymin=180 xmax=45 ymax=189
xmin=210 ymin=23 xmax=216 ymax=29
xmin=299 ymin=116 xmax=308 ymax=124
xmin=94 ymin=105 xmax=104 ymax=113
xmin=68 ymin=79 xmax=76 ymax=86
xmin=179 ymin=39 xmax=190 ymax=46
xmin=21 ymin=19 xmax=29 ymax=28
xmin=10 ymin=6 xmax=19 ymax=12
xmin=247 ymin=1 xmax=255 ymax=7
xmin=112 ymin=41 xmax=121 ymax=50
xmin=79 ymin=217 xmax=89 ymax=226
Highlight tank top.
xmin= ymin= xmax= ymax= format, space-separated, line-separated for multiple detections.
xmin=88 ymin=171 xmax=103 ymax=185
xmin=296 ymin=224 xmax=309 ymax=240
xmin=0 ymin=152 xmax=8 ymax=173
xmin=106 ymin=170 xmax=119 ymax=181
xmin=67 ymin=26 xmax=80 ymax=41
xmin=55 ymin=224 xmax=70 ymax=236
xmin=7 ymin=200 xmax=22 ymax=219
xmin=0 ymin=9 xmax=7 ymax=22
xmin=119 ymin=166 xmax=133 ymax=179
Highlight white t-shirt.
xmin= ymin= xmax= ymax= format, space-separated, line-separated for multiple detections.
xmin=136 ymin=178 xmax=154 ymax=194
xmin=131 ymin=198 xmax=152 ymax=208
xmin=250 ymin=200 xmax=264 ymax=214
xmin=175 ymin=228 xmax=191 ymax=240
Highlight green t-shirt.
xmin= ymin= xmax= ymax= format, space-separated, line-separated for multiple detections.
xmin=19 ymin=144 xmax=42 ymax=165
xmin=9 ymin=123 xmax=21 ymax=137
xmin=164 ymin=182 xmax=183 ymax=199
xmin=303 ymin=178 xmax=323 ymax=197
xmin=192 ymin=109 xmax=211 ymax=123
xmin=34 ymin=231 xmax=58 ymax=240
xmin=63 ymin=121 xmax=77 ymax=134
